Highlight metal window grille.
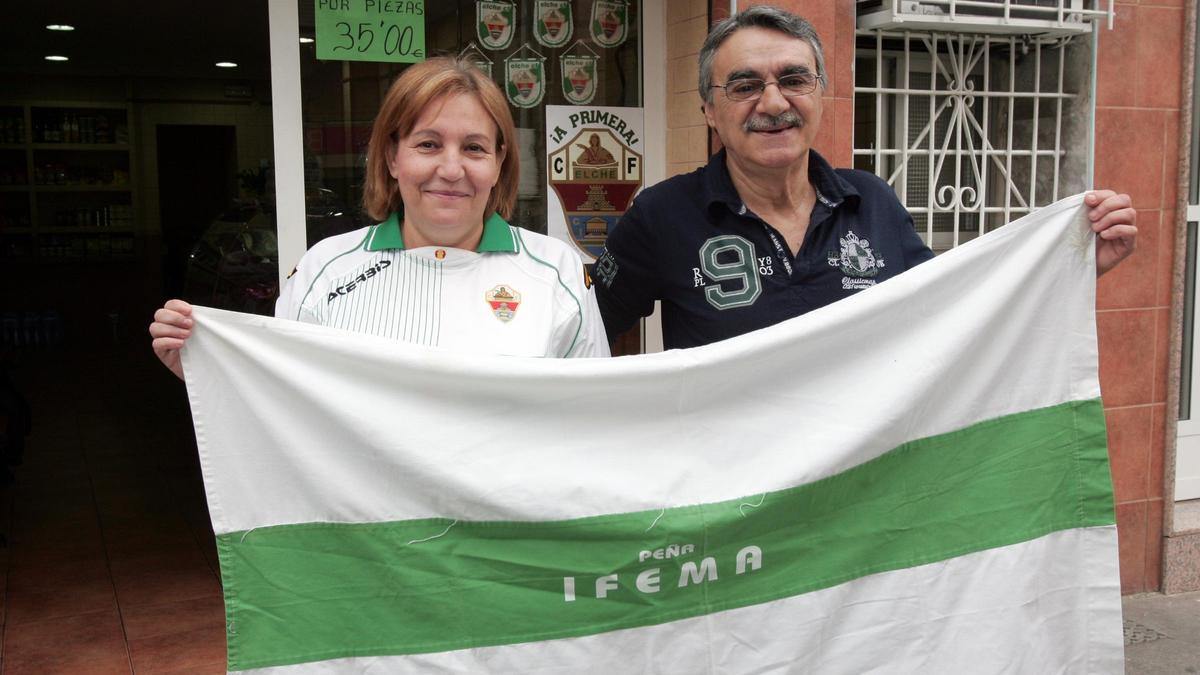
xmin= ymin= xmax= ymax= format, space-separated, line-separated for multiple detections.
xmin=853 ymin=29 xmax=1093 ymax=252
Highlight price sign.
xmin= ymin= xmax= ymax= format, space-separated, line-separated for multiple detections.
xmin=315 ymin=0 xmax=426 ymax=63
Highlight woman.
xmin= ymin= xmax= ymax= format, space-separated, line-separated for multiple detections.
xmin=151 ymin=57 xmax=609 ymax=377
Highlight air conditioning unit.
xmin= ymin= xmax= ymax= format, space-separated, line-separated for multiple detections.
xmin=856 ymin=0 xmax=1112 ymax=36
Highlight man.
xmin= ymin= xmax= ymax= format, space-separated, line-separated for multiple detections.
xmin=593 ymin=6 xmax=1136 ymax=349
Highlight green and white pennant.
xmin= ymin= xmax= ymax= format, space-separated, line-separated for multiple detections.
xmin=560 ymin=40 xmax=600 ymax=105
xmin=476 ymin=0 xmax=515 ymax=50
xmin=534 ymin=0 xmax=573 ymax=48
xmin=505 ymin=44 xmax=546 ymax=109
xmin=590 ymin=0 xmax=629 ymax=47
xmin=458 ymin=42 xmax=494 ymax=78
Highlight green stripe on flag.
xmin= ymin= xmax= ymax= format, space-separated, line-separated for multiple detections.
xmin=219 ymin=399 xmax=1113 ymax=670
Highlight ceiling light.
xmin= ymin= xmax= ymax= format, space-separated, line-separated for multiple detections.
xmin=215 ymin=61 xmax=238 ymax=68
xmin=46 ymin=24 xmax=75 ymax=31
xmin=45 ymin=55 xmax=69 ymax=61
xmin=299 ymin=37 xmax=314 ymax=44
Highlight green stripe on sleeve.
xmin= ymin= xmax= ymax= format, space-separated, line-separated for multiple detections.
xmin=219 ymin=399 xmax=1113 ymax=670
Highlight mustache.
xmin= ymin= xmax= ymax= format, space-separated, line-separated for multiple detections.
xmin=744 ymin=111 xmax=803 ymax=132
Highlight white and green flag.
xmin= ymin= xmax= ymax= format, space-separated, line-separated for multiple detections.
xmin=183 ymin=194 xmax=1122 ymax=673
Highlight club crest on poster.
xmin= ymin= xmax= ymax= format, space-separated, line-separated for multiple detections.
xmin=546 ymin=106 xmax=644 ymax=261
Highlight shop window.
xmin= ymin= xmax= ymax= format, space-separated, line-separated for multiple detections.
xmin=293 ymin=0 xmax=643 ymax=246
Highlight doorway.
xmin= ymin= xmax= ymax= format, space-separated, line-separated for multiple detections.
xmin=156 ymin=125 xmax=237 ymax=298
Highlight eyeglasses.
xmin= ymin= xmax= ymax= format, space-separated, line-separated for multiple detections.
xmin=710 ymin=72 xmax=821 ymax=102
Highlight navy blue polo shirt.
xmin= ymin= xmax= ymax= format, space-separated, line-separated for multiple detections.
xmin=593 ymin=148 xmax=934 ymax=349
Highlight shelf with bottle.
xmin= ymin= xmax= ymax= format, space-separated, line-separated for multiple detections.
xmin=40 ymin=231 xmax=135 ymax=261
xmin=1 ymin=231 xmax=135 ymax=262
xmin=30 ymin=106 xmax=128 ymax=146
xmin=30 ymin=148 xmax=130 ymax=190
xmin=0 ymin=103 xmax=139 ymax=263
xmin=39 ymin=203 xmax=134 ymax=231
xmin=0 ymin=201 xmax=32 ymax=231
xmin=31 ymin=185 xmax=131 ymax=193
xmin=0 ymin=107 xmax=26 ymax=146
xmin=0 ymin=233 xmax=34 ymax=260
xmin=0 ymin=148 xmax=27 ymax=188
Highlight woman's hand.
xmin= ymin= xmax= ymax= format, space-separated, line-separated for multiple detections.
xmin=149 ymin=299 xmax=194 ymax=380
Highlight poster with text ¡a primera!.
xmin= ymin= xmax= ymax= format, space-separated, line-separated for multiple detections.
xmin=545 ymin=105 xmax=644 ymax=262
xmin=314 ymin=0 xmax=426 ymax=63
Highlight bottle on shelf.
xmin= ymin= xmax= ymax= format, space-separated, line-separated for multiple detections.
xmin=0 ymin=116 xmax=22 ymax=144
xmin=94 ymin=115 xmax=110 ymax=144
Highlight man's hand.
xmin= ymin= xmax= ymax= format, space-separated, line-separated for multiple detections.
xmin=1085 ymin=190 xmax=1136 ymax=277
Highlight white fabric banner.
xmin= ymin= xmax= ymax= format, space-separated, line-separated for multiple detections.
xmin=182 ymin=194 xmax=1123 ymax=674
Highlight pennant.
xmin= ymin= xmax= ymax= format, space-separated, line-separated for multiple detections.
xmin=477 ymin=0 xmax=516 ymax=50
xmin=590 ymin=0 xmax=629 ymax=47
xmin=505 ymin=45 xmax=547 ymax=108
xmin=459 ymin=41 xmax=494 ymax=78
xmin=534 ymin=0 xmax=574 ymax=48
xmin=559 ymin=40 xmax=600 ymax=105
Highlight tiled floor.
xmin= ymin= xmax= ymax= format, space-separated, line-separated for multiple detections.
xmin=1 ymin=340 xmax=226 ymax=673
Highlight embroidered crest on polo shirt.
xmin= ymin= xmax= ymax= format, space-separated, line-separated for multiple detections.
xmin=486 ymin=284 xmax=522 ymax=322
xmin=827 ymin=230 xmax=885 ymax=291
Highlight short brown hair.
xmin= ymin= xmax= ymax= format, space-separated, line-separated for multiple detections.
xmin=699 ymin=6 xmax=826 ymax=104
xmin=362 ymin=57 xmax=518 ymax=223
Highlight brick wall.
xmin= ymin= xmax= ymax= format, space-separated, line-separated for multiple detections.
xmin=1093 ymin=0 xmax=1186 ymax=594
xmin=665 ymin=0 xmax=710 ymax=177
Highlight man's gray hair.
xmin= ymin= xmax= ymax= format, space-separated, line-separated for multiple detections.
xmin=698 ymin=5 xmax=827 ymax=103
